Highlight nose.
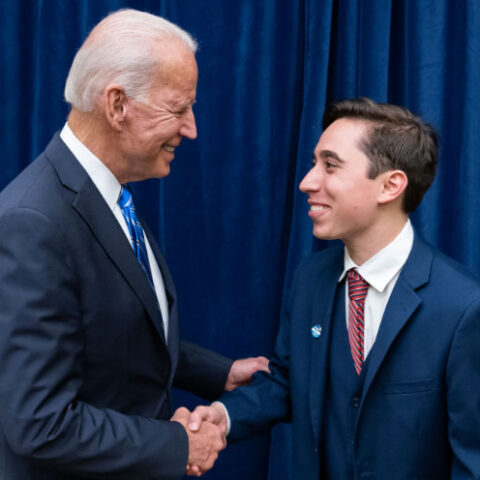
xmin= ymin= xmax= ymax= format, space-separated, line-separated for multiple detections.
xmin=179 ymin=108 xmax=197 ymax=140
xmin=299 ymin=165 xmax=321 ymax=193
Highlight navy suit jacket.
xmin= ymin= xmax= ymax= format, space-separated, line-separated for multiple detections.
xmin=222 ymin=234 xmax=480 ymax=479
xmin=0 ymin=134 xmax=232 ymax=479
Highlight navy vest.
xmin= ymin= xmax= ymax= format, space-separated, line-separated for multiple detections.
xmin=320 ymin=281 xmax=370 ymax=479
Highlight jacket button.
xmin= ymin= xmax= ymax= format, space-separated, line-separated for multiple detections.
xmin=352 ymin=397 xmax=360 ymax=408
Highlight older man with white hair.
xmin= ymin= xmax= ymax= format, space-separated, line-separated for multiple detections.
xmin=0 ymin=9 xmax=268 ymax=480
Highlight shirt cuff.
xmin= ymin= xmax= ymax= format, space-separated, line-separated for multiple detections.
xmin=211 ymin=401 xmax=231 ymax=435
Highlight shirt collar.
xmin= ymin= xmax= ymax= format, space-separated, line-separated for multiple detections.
xmin=60 ymin=123 xmax=122 ymax=210
xmin=338 ymin=219 xmax=414 ymax=292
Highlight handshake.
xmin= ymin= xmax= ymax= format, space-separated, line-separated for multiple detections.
xmin=171 ymin=356 xmax=270 ymax=476
xmin=171 ymin=403 xmax=229 ymax=477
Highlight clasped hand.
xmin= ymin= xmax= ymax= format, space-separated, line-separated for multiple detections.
xmin=171 ymin=356 xmax=269 ymax=476
xmin=171 ymin=405 xmax=228 ymax=477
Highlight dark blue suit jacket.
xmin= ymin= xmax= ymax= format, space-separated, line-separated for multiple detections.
xmin=222 ymin=235 xmax=480 ymax=479
xmin=0 ymin=134 xmax=232 ymax=479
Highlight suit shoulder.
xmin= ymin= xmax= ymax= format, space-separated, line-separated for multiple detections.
xmin=409 ymin=240 xmax=480 ymax=315
xmin=294 ymin=244 xmax=344 ymax=280
xmin=1 ymin=155 xmax=54 ymax=205
xmin=0 ymin=153 xmax=72 ymax=222
xmin=430 ymin=248 xmax=480 ymax=295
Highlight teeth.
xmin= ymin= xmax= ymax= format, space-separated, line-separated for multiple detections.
xmin=311 ymin=205 xmax=327 ymax=211
xmin=163 ymin=145 xmax=175 ymax=153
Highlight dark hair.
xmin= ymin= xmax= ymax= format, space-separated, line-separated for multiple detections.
xmin=323 ymin=97 xmax=438 ymax=212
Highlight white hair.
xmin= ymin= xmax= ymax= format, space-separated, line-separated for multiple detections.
xmin=64 ymin=9 xmax=198 ymax=112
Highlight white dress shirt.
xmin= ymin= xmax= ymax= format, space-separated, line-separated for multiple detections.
xmin=338 ymin=219 xmax=414 ymax=360
xmin=60 ymin=123 xmax=169 ymax=339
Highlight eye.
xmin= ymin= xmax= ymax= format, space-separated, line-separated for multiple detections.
xmin=173 ymin=103 xmax=194 ymax=117
xmin=325 ymin=161 xmax=336 ymax=169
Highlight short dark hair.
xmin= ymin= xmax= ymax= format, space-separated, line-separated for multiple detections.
xmin=323 ymin=97 xmax=438 ymax=213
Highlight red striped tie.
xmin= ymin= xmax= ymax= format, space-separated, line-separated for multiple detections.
xmin=347 ymin=269 xmax=369 ymax=375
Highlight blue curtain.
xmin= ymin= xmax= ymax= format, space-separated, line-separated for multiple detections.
xmin=1 ymin=1 xmax=479 ymax=479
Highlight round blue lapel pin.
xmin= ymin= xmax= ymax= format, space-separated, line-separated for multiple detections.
xmin=311 ymin=324 xmax=322 ymax=338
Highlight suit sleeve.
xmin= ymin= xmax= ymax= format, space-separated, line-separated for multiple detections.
xmin=0 ymin=207 xmax=188 ymax=479
xmin=173 ymin=341 xmax=233 ymax=401
xmin=219 ymin=278 xmax=295 ymax=442
xmin=446 ymin=296 xmax=480 ymax=479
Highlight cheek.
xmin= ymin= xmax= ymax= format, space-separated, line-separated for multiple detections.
xmin=349 ymin=193 xmax=378 ymax=218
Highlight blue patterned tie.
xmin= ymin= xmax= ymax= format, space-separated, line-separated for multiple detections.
xmin=118 ymin=186 xmax=154 ymax=287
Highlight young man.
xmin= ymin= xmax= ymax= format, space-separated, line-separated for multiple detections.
xmin=190 ymin=98 xmax=480 ymax=479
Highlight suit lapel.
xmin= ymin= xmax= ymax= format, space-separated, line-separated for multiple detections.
xmin=359 ymin=234 xmax=433 ymax=408
xmin=142 ymin=222 xmax=179 ymax=358
xmin=309 ymin=247 xmax=344 ymax=446
xmin=359 ymin=278 xmax=421 ymax=404
xmin=142 ymin=222 xmax=177 ymax=311
xmin=44 ymin=134 xmax=166 ymax=343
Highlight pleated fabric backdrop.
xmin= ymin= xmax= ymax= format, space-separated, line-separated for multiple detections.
xmin=1 ymin=1 xmax=479 ymax=479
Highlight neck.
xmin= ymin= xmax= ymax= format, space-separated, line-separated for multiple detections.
xmin=68 ymin=108 xmax=126 ymax=183
xmin=344 ymin=211 xmax=409 ymax=265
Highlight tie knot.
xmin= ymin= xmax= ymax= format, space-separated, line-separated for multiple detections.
xmin=347 ymin=268 xmax=369 ymax=302
xmin=118 ymin=186 xmax=133 ymax=210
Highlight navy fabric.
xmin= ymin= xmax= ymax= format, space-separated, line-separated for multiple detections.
xmin=222 ymin=234 xmax=480 ymax=479
xmin=2 ymin=1 xmax=480 ymax=479
xmin=0 ymin=134 xmax=232 ymax=479
xmin=322 ymin=281 xmax=366 ymax=480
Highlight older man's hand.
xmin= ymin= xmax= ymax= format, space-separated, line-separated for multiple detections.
xmin=171 ymin=407 xmax=226 ymax=477
xmin=225 ymin=356 xmax=270 ymax=391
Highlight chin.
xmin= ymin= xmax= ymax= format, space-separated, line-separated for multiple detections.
xmin=151 ymin=159 xmax=171 ymax=179
xmin=159 ymin=166 xmax=171 ymax=178
xmin=312 ymin=228 xmax=336 ymax=241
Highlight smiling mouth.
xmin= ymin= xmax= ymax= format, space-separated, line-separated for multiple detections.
xmin=162 ymin=144 xmax=176 ymax=153
xmin=310 ymin=205 xmax=329 ymax=211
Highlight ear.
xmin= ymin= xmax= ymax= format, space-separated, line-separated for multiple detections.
xmin=377 ymin=170 xmax=408 ymax=205
xmin=104 ymin=85 xmax=128 ymax=131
